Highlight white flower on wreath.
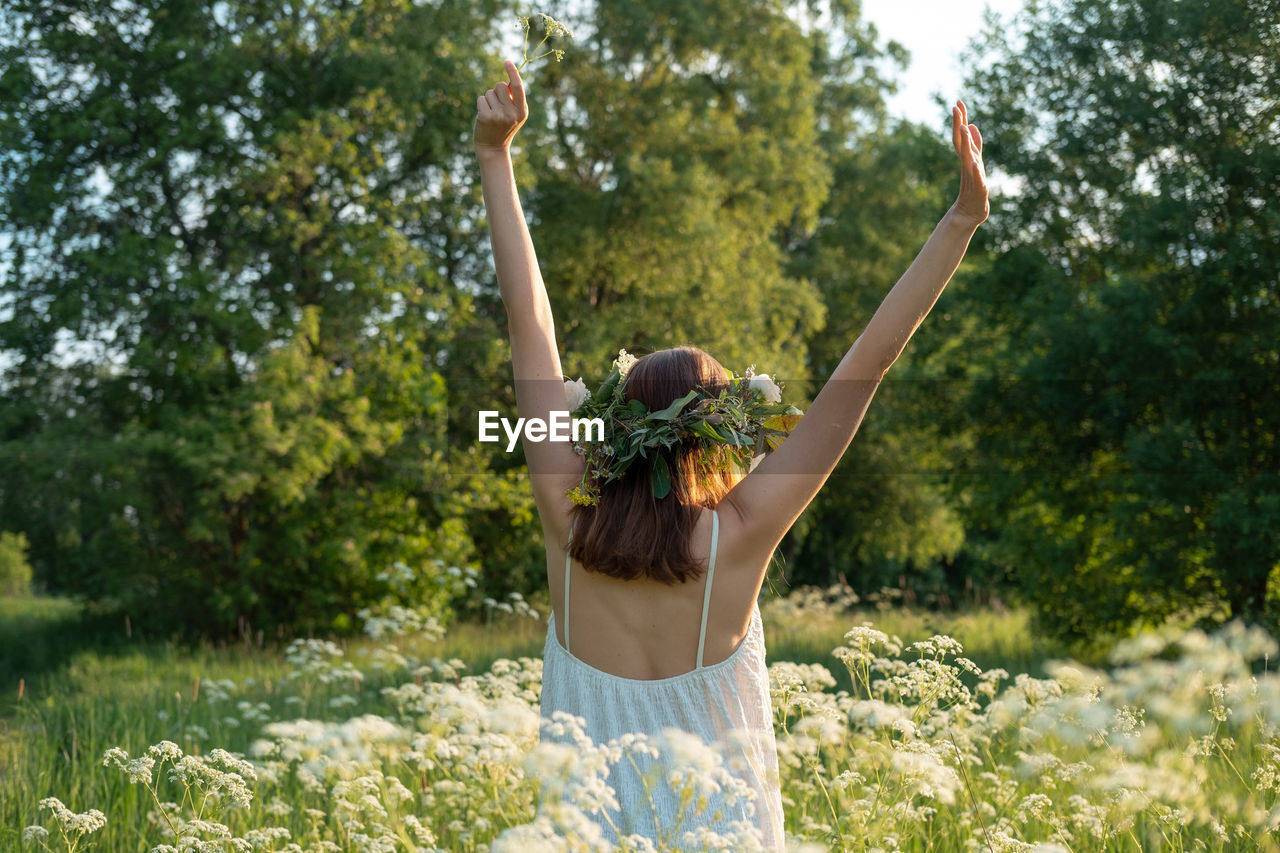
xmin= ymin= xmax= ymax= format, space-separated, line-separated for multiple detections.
xmin=564 ymin=378 xmax=589 ymax=411
xmin=613 ymin=349 xmax=638 ymax=378
xmin=748 ymin=373 xmax=782 ymax=404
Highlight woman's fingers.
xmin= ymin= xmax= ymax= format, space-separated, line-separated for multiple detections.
xmin=951 ymin=101 xmax=984 ymax=168
xmin=505 ymin=60 xmax=527 ymax=113
xmin=482 ymin=82 xmax=524 ymax=119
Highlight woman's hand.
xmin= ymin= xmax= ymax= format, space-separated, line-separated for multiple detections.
xmin=474 ymin=61 xmax=528 ymax=154
xmin=950 ymin=100 xmax=989 ymax=226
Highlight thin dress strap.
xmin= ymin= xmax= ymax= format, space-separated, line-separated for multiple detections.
xmin=564 ymin=522 xmax=574 ymax=654
xmin=695 ymin=509 xmax=720 ymax=669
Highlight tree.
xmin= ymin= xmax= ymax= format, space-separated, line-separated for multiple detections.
xmin=0 ymin=0 xmax=1011 ymax=634
xmin=0 ymin=0 xmax=519 ymax=636
xmin=949 ymin=0 xmax=1280 ymax=639
xmin=516 ymin=0 xmax=831 ymax=384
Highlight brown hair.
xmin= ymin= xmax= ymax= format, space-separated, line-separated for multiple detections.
xmin=568 ymin=346 xmax=745 ymax=584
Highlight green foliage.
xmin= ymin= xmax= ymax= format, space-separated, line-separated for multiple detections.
xmin=0 ymin=531 xmax=32 ymax=596
xmin=784 ymin=117 xmax=977 ymax=598
xmin=0 ymin=0 xmax=521 ymax=637
xmin=0 ymin=0 xmax=959 ymax=632
xmin=520 ymin=0 xmax=848 ymax=383
xmin=22 ymin=0 xmax=1263 ymax=642
xmin=0 ymin=595 xmax=130 ymax=692
xmin=949 ymin=0 xmax=1280 ymax=640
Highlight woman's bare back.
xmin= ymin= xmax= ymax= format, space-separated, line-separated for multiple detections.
xmin=547 ymin=506 xmax=767 ymax=680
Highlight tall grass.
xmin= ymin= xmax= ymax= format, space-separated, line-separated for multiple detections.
xmin=3 ymin=591 xmax=1278 ymax=852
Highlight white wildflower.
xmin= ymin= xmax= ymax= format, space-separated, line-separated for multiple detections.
xmin=125 ymin=756 xmax=156 ymax=785
xmin=888 ymin=742 xmax=961 ymax=804
xmin=613 ymin=348 xmax=637 ymax=377
xmin=1016 ymin=792 xmax=1054 ymax=822
xmin=243 ymin=827 xmax=291 ymax=846
xmin=149 ymin=741 xmax=184 ymax=762
xmin=39 ymin=798 xmax=107 ymax=835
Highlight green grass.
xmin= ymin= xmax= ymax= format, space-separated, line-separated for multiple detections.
xmin=0 ymin=592 xmax=1053 ymax=839
xmin=8 ymin=593 xmax=1271 ymax=852
xmin=0 ymin=592 xmax=1059 ymax=721
xmin=0 ymin=595 xmax=110 ymax=699
xmin=0 ymin=596 xmax=549 ymax=699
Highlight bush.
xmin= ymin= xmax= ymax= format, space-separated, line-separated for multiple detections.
xmin=0 ymin=530 xmax=32 ymax=596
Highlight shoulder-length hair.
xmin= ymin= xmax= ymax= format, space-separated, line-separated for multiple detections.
xmin=568 ymin=346 xmax=744 ymax=584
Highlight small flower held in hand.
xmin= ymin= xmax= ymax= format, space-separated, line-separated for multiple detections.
xmin=517 ymin=12 xmax=573 ymax=71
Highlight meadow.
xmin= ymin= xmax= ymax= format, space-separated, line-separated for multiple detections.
xmin=2 ymin=588 xmax=1278 ymax=852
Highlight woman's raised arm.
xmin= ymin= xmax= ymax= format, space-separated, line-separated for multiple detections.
xmin=475 ymin=61 xmax=583 ymax=541
xmin=724 ymin=100 xmax=990 ymax=554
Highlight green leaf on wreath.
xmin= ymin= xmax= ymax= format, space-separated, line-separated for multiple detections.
xmin=648 ymin=390 xmax=699 ymax=422
xmin=651 ymin=454 xmax=671 ymax=498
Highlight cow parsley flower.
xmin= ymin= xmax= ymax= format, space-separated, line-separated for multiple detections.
xmin=21 ymin=826 xmax=49 ymax=843
xmin=39 ymin=797 xmax=108 ymax=835
xmin=517 ymin=13 xmax=573 ymax=72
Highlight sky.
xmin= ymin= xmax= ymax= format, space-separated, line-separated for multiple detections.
xmin=859 ymin=0 xmax=1028 ymax=127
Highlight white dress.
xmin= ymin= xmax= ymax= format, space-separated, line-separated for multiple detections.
xmin=539 ymin=509 xmax=786 ymax=849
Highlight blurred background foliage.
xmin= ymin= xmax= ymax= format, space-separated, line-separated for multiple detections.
xmin=0 ymin=0 xmax=1275 ymax=644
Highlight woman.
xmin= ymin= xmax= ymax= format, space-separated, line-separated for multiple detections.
xmin=475 ymin=60 xmax=988 ymax=848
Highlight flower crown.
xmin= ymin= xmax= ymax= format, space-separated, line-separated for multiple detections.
xmin=563 ymin=349 xmax=803 ymax=507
